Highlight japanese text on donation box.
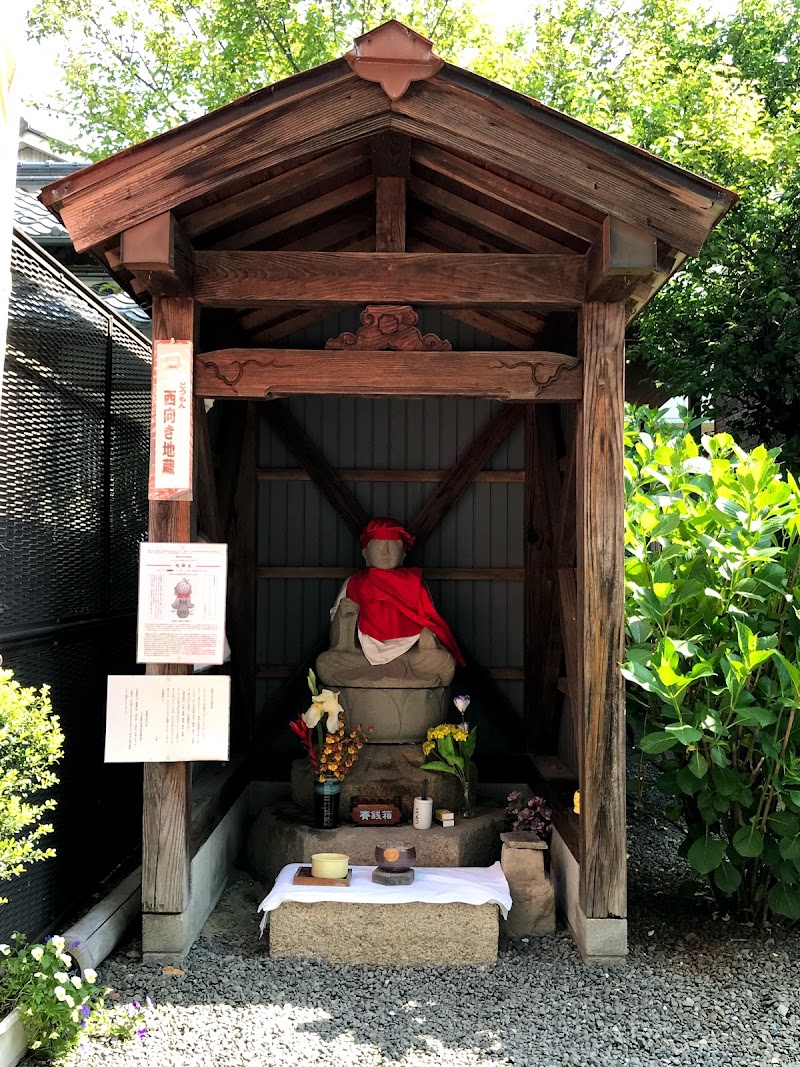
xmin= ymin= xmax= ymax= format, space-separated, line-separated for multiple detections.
xmin=104 ymin=675 xmax=230 ymax=762
xmin=137 ymin=542 xmax=227 ymax=665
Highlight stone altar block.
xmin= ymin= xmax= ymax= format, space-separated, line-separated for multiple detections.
xmin=270 ymin=900 xmax=499 ymax=965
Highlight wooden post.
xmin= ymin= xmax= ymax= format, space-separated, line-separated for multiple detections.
xmin=142 ymin=294 xmax=195 ymax=914
xmin=577 ymin=301 xmax=627 ymax=920
xmin=228 ymin=401 xmax=257 ymax=745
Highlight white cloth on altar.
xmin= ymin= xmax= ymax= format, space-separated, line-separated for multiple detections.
xmin=331 ymin=579 xmax=420 ymax=665
xmin=258 ymin=862 xmax=513 ymax=934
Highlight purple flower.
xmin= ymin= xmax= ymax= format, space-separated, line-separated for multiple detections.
xmin=69 ymin=941 xmax=80 ymax=948
xmin=507 ymin=790 xmax=521 ymax=802
xmin=146 ymin=996 xmax=155 ymax=1010
xmin=453 ymin=695 xmax=471 ymax=715
xmin=136 ymin=1028 xmax=148 ymax=1041
xmin=44 ymin=935 xmax=51 ymax=943
xmin=81 ymin=1005 xmax=90 ymax=1019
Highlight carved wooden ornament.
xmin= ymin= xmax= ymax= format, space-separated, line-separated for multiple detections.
xmin=345 ymin=19 xmax=444 ymax=101
xmin=326 ymin=305 xmax=452 ymax=352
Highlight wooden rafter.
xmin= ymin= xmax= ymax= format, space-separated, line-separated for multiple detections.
xmin=261 ymin=402 xmax=369 ymax=536
xmin=181 ymin=143 xmax=370 ymax=238
xmin=409 ymin=404 xmax=524 ymax=547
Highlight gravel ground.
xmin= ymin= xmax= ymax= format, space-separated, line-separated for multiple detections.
xmin=64 ymin=789 xmax=799 ymax=1067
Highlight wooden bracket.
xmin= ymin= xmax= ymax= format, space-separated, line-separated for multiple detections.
xmin=120 ymin=212 xmax=195 ymax=296
xmin=585 ymin=217 xmax=657 ymax=303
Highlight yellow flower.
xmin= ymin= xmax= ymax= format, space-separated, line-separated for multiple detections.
xmin=422 ymin=741 xmax=434 ymax=755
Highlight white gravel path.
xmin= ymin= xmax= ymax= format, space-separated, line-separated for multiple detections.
xmin=63 ymin=797 xmax=800 ymax=1067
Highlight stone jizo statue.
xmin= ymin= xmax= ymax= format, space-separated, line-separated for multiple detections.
xmin=316 ymin=517 xmax=463 ymax=743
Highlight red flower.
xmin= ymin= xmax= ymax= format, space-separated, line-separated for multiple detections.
xmin=289 ymin=715 xmax=319 ymax=770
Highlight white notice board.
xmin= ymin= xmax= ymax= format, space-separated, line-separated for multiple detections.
xmin=137 ymin=542 xmax=227 ymax=665
xmin=104 ymin=675 xmax=230 ymax=763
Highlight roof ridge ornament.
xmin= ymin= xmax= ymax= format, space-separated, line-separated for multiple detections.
xmin=345 ymin=19 xmax=444 ymax=100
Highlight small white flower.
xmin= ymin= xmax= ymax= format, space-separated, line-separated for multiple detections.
xmin=51 ymin=935 xmax=65 ymax=952
xmin=70 ymin=975 xmax=82 ymax=989
xmin=84 ymin=968 xmax=97 ymax=984
xmin=54 ymin=986 xmax=67 ymax=1001
xmin=0 ymin=944 xmax=10 ymax=956
xmin=453 ymin=695 xmax=471 ymax=715
xmin=59 ymin=953 xmax=72 ymax=967
xmin=54 ymin=971 xmax=69 ymax=984
xmin=30 ymin=946 xmax=44 ymax=961
xmin=65 ymin=994 xmax=75 ymax=1008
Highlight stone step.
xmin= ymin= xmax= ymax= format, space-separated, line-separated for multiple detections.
xmin=248 ymin=804 xmax=504 ymax=889
xmin=269 ymin=899 xmax=499 ymax=965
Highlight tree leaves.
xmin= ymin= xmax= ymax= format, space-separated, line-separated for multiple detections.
xmin=687 ymin=836 xmax=726 ymax=875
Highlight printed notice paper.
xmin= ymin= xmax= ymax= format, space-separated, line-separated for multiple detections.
xmin=104 ymin=675 xmax=230 ymax=762
xmin=137 ymin=542 xmax=227 ymax=665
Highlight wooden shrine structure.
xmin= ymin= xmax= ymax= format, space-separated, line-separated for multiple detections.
xmin=41 ymin=20 xmax=736 ymax=960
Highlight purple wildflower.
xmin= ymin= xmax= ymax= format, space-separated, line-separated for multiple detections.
xmin=81 ymin=1005 xmax=90 ymax=1019
xmin=44 ymin=935 xmax=51 ymax=942
xmin=69 ymin=940 xmax=80 ymax=948
xmin=136 ymin=1027 xmax=148 ymax=1041
xmin=146 ymin=996 xmax=155 ymax=1010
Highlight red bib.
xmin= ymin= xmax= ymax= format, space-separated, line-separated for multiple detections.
xmin=346 ymin=567 xmax=465 ymax=666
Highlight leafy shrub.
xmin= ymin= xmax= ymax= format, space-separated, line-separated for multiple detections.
xmin=623 ymin=409 xmax=800 ymax=920
xmin=0 ymin=668 xmax=64 ymax=902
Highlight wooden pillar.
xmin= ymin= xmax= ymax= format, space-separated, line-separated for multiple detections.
xmin=142 ymin=295 xmax=195 ymax=914
xmin=577 ymin=301 xmax=627 ymax=920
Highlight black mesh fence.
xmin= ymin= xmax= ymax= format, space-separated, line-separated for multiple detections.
xmin=0 ymin=231 xmax=150 ymax=940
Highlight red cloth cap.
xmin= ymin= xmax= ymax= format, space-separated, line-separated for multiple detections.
xmin=359 ymin=517 xmax=415 ymax=552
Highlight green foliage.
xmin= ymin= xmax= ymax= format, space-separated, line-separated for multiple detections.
xmin=623 ymin=406 xmax=800 ymax=920
xmin=0 ymin=668 xmax=63 ymax=903
xmin=0 ymin=934 xmax=147 ymax=1059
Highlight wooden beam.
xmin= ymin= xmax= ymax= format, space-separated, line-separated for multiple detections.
xmin=444 ymin=309 xmax=539 ymax=349
xmin=257 ymin=467 xmax=525 ymax=483
xmin=182 ymin=144 xmax=369 ymax=238
xmin=213 ymin=175 xmax=375 ymax=251
xmin=256 ymin=663 xmax=523 ymax=680
xmin=376 ymin=177 xmax=407 ymax=252
xmin=192 ymin=251 xmax=585 ymax=308
xmin=585 ymin=217 xmax=658 ymax=302
xmin=256 ymin=566 xmax=524 ymax=581
xmin=194 ymin=348 xmax=582 ymax=402
xmin=120 ymin=212 xmax=194 ymax=296
xmin=261 ymin=402 xmax=369 ymax=537
xmin=578 ymin=301 xmax=627 ymax=921
xmin=142 ymin=294 xmax=195 ymax=916
xmin=410 ymin=405 xmax=523 ymax=547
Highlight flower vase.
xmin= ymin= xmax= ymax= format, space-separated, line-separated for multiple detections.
xmin=459 ymin=774 xmax=476 ymax=820
xmin=313 ymin=776 xmax=341 ymax=829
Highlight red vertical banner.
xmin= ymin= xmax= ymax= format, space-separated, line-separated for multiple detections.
xmin=148 ymin=339 xmax=193 ymax=500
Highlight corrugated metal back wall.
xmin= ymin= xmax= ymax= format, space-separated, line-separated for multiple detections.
xmin=256 ymin=310 xmax=534 ymax=768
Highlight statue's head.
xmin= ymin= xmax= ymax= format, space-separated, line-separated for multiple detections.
xmin=360 ymin=517 xmax=414 ymax=570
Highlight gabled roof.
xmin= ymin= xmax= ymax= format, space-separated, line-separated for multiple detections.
xmin=40 ymin=20 xmax=736 ymax=349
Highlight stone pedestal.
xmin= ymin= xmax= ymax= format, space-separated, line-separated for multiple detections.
xmin=291 ymin=745 xmax=470 ymax=820
xmin=500 ymin=832 xmax=556 ymax=937
xmin=269 ymin=900 xmax=499 ymax=965
xmin=248 ymin=804 xmax=504 ymax=889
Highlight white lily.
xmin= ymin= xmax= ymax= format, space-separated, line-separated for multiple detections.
xmin=302 ymin=689 xmax=344 ymax=733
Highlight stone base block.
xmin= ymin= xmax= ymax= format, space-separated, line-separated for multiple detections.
xmin=549 ymin=829 xmax=627 ymax=963
xmin=142 ymin=790 xmax=249 ymax=963
xmin=372 ymin=867 xmax=415 ymax=885
xmin=500 ymin=841 xmax=555 ymax=937
xmin=291 ymin=746 xmax=468 ymax=820
xmin=269 ymin=900 xmax=499 ymax=965
xmin=248 ymin=804 xmax=503 ymax=889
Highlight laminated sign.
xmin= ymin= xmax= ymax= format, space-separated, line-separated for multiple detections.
xmin=149 ymin=338 xmax=193 ymax=499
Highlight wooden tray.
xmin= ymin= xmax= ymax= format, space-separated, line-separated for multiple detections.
xmin=293 ymin=865 xmax=352 ymax=886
